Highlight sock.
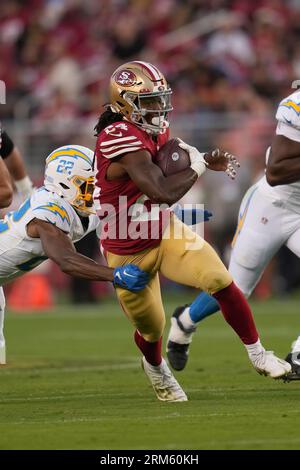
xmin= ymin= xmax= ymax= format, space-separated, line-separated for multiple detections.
xmin=244 ymin=339 xmax=265 ymax=361
xmin=134 ymin=330 xmax=162 ymax=366
xmin=179 ymin=307 xmax=197 ymax=330
xmin=213 ymin=282 xmax=259 ymax=345
xmin=189 ymin=291 xmax=220 ymax=323
xmin=292 ymin=335 xmax=300 ymax=353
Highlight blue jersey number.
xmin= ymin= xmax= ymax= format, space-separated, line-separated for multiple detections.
xmin=0 ymin=220 xmax=9 ymax=233
xmin=0 ymin=198 xmax=31 ymax=233
xmin=0 ymin=198 xmax=48 ymax=272
xmin=13 ymin=198 xmax=31 ymax=222
xmin=57 ymin=160 xmax=74 ymax=174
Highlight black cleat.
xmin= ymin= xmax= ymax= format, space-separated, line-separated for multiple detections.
xmin=166 ymin=305 xmax=196 ymax=371
xmin=167 ymin=340 xmax=190 ymax=371
xmin=283 ymin=352 xmax=300 ymax=382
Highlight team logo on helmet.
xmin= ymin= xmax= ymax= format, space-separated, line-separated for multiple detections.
xmin=115 ymin=70 xmax=137 ymax=87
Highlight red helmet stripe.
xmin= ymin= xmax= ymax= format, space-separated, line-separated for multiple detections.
xmin=132 ymin=61 xmax=162 ymax=81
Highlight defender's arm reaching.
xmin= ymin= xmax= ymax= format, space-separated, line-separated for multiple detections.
xmin=27 ymin=218 xmax=149 ymax=291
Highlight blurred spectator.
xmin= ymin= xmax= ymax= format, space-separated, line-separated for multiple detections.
xmin=1 ymin=0 xmax=300 ymax=298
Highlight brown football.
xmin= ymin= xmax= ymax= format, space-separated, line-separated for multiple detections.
xmin=156 ymin=138 xmax=190 ymax=176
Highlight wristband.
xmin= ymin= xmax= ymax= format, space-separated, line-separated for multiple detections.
xmin=15 ymin=176 xmax=33 ymax=194
xmin=190 ymin=153 xmax=208 ymax=177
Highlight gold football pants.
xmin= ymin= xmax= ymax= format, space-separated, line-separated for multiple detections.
xmin=107 ymin=215 xmax=232 ymax=342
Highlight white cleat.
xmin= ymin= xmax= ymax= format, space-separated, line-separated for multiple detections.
xmin=0 ymin=341 xmax=6 ymax=365
xmin=141 ymin=357 xmax=188 ymax=402
xmin=250 ymin=350 xmax=291 ymax=379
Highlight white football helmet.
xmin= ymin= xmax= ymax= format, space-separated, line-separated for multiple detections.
xmin=44 ymin=145 xmax=95 ymax=216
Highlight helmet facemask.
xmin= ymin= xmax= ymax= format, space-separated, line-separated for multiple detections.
xmin=70 ymin=175 xmax=95 ymax=217
xmin=123 ymin=89 xmax=173 ymax=135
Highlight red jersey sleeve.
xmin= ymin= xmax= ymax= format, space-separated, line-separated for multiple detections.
xmin=98 ymin=121 xmax=147 ymax=159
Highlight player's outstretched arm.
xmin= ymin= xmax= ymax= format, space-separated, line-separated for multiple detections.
xmin=27 ymin=219 xmax=149 ymax=291
xmin=29 ymin=218 xmax=114 ymax=281
xmin=266 ymin=134 xmax=300 ymax=186
xmin=118 ymin=150 xmax=199 ymax=205
xmin=0 ymin=157 xmax=13 ymax=208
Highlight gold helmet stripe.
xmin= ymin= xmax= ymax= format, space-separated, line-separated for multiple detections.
xmin=46 ymin=149 xmax=92 ymax=165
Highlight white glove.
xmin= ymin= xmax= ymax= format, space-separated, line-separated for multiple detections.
xmin=178 ymin=139 xmax=207 ymax=177
xmin=15 ymin=176 xmax=34 ymax=199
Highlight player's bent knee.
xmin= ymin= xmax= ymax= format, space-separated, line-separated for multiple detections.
xmin=136 ymin=316 xmax=165 ymax=342
xmin=204 ymin=271 xmax=233 ymax=295
xmin=116 ymin=288 xmax=165 ymax=341
xmin=142 ymin=330 xmax=163 ymax=343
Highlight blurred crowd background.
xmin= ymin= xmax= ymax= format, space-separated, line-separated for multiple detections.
xmin=1 ymin=0 xmax=300 ymax=305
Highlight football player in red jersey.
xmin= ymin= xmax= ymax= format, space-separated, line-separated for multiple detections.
xmin=94 ymin=61 xmax=291 ymax=402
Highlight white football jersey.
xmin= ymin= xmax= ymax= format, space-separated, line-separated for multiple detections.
xmin=0 ymin=187 xmax=99 ymax=285
xmin=257 ymin=89 xmax=300 ymax=212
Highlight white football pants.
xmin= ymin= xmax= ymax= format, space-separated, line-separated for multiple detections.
xmin=229 ymin=184 xmax=300 ymax=297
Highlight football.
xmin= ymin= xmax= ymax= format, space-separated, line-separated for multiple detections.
xmin=156 ymin=138 xmax=190 ymax=176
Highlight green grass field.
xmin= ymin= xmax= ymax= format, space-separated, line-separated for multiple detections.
xmin=0 ymin=294 xmax=299 ymax=450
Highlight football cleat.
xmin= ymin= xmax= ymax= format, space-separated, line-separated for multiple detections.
xmin=141 ymin=357 xmax=188 ymax=402
xmin=166 ymin=305 xmax=196 ymax=371
xmin=283 ymin=352 xmax=300 ymax=381
xmin=0 ymin=340 xmax=6 ymax=365
xmin=250 ymin=350 xmax=291 ymax=379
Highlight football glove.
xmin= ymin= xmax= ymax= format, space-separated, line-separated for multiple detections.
xmin=178 ymin=139 xmax=207 ymax=177
xmin=113 ymin=264 xmax=149 ymax=292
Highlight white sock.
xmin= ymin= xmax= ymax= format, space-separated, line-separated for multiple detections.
xmin=179 ymin=307 xmax=196 ymax=331
xmin=168 ymin=307 xmax=195 ymax=345
xmin=244 ymin=339 xmax=264 ymax=359
xmin=292 ymin=336 xmax=300 ymax=353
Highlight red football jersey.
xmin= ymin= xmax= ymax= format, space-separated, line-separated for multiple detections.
xmin=94 ymin=121 xmax=169 ymax=255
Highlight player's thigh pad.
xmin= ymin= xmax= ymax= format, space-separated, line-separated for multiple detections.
xmin=230 ymin=189 xmax=284 ymax=296
xmin=159 ymin=215 xmax=232 ymax=294
xmin=106 ymin=250 xmax=165 ymax=341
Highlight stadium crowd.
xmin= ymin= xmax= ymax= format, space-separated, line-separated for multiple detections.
xmin=0 ymin=0 xmax=299 ymax=118
xmin=1 ymin=0 xmax=300 ymax=299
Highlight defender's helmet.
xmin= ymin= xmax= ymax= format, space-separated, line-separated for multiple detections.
xmin=109 ymin=61 xmax=173 ymax=135
xmin=44 ymin=145 xmax=95 ymax=216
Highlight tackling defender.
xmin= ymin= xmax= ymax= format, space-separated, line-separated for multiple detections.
xmin=94 ymin=61 xmax=290 ymax=403
xmin=167 ymin=88 xmax=300 ymax=380
xmin=0 ymin=145 xmax=149 ymax=365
